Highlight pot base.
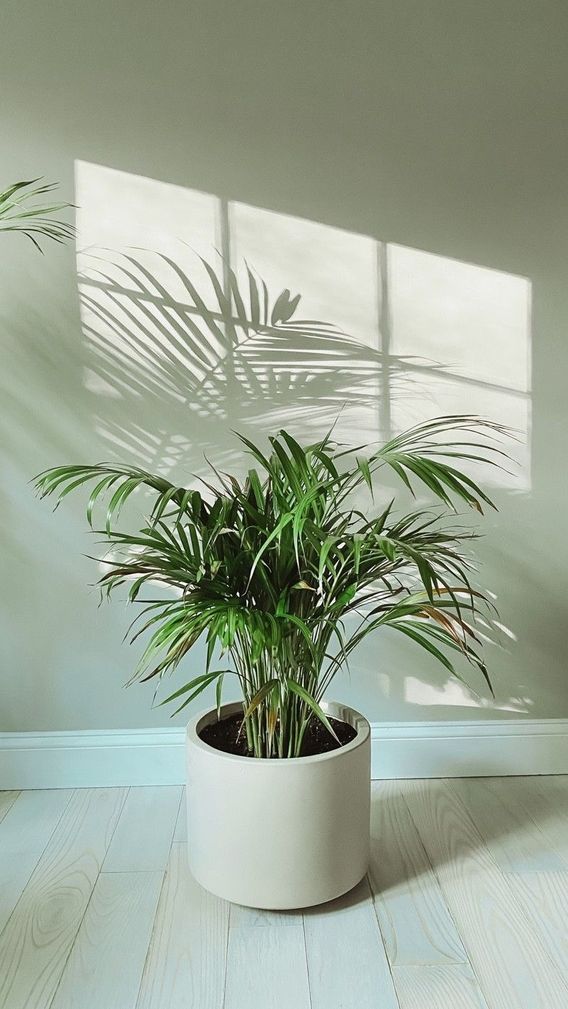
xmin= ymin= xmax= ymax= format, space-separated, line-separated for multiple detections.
xmin=193 ymin=863 xmax=369 ymax=911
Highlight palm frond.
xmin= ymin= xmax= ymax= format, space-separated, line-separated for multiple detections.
xmin=35 ymin=412 xmax=509 ymax=757
xmin=0 ymin=179 xmax=75 ymax=251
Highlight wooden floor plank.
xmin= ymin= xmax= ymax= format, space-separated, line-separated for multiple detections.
xmin=0 ymin=789 xmax=74 ymax=936
xmin=393 ymin=964 xmax=490 ymax=1009
xmin=452 ymin=776 xmax=568 ymax=871
xmin=402 ymin=778 xmax=568 ymax=1009
xmin=103 ymin=786 xmax=181 ymax=872
xmin=506 ymin=870 xmax=568 ymax=977
xmin=2 ymin=776 xmax=567 ymax=1009
xmin=370 ymin=781 xmax=467 ymax=966
xmin=304 ymin=876 xmax=399 ymax=1009
xmin=0 ymin=787 xmax=126 ymax=1009
xmin=0 ymin=790 xmax=20 ymax=823
xmin=224 ymin=924 xmax=310 ymax=1009
xmin=50 ymin=871 xmax=164 ymax=1009
xmin=0 ymin=789 xmax=73 ymax=856
xmin=136 ymin=843 xmax=229 ymax=1009
xmin=502 ymin=776 xmax=568 ymax=863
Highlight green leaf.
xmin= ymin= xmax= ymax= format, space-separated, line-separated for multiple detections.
xmin=286 ymin=680 xmax=339 ymax=742
xmin=356 ymin=456 xmax=374 ymax=500
xmin=247 ymin=512 xmax=294 ymax=587
xmin=388 ymin=621 xmax=457 ymax=675
xmin=215 ymin=672 xmax=226 ymax=718
xmin=243 ymin=678 xmax=280 ymax=718
xmin=0 ymin=178 xmax=75 ymax=250
xmin=159 ymin=669 xmax=232 ymax=716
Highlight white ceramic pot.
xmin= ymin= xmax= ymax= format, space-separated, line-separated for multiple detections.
xmin=186 ymin=700 xmax=370 ymax=909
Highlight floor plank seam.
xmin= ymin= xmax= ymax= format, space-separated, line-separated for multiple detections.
xmin=0 ymin=791 xmax=20 ymax=825
xmin=300 ymin=912 xmax=314 ymax=1009
xmin=366 ymin=873 xmax=403 ymax=1008
xmin=132 ymin=802 xmax=178 ymax=1009
xmin=129 ymin=868 xmax=167 ymax=1009
xmin=172 ymin=787 xmax=185 ymax=845
xmin=220 ymin=891 xmax=232 ymax=1008
xmin=133 ymin=892 xmax=163 ymax=1009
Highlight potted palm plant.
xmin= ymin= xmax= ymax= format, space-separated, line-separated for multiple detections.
xmin=35 ymin=415 xmax=506 ymax=907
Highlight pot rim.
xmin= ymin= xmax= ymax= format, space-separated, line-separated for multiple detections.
xmin=186 ymin=700 xmax=370 ymax=765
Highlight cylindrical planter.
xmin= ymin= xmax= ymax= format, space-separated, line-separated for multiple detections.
xmin=186 ymin=700 xmax=371 ymax=909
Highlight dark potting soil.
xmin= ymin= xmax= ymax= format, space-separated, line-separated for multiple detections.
xmin=199 ymin=712 xmax=357 ymax=758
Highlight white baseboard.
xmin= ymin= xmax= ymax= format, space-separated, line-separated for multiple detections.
xmin=372 ymin=719 xmax=568 ymax=779
xmin=1 ymin=719 xmax=567 ymax=789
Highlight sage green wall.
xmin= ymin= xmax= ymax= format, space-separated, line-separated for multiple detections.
xmin=2 ymin=0 xmax=567 ymax=729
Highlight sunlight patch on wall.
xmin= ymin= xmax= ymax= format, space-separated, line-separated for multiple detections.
xmin=229 ymin=201 xmax=379 ymax=346
xmin=74 ymin=160 xmax=532 ymax=490
xmin=389 ymin=244 xmax=531 ymax=488
xmin=228 ymin=200 xmax=382 ymax=444
xmin=404 ymin=675 xmax=530 ymax=713
xmin=390 ymin=244 xmax=530 ymax=390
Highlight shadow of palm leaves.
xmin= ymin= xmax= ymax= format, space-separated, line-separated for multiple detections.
xmin=78 ymin=249 xmax=421 ymax=478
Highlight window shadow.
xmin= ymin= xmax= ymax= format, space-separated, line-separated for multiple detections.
xmin=78 ymin=247 xmax=411 ymax=479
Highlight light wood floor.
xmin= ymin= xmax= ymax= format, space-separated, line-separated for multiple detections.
xmin=1 ymin=776 xmax=567 ymax=1008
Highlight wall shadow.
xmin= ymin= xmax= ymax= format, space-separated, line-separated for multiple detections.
xmin=78 ymin=248 xmax=417 ymax=480
xmin=71 ymin=160 xmax=535 ymax=721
